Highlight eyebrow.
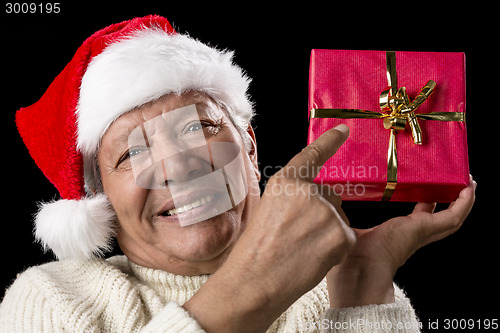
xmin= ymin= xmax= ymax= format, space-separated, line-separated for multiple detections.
xmin=114 ymin=131 xmax=134 ymax=148
xmin=111 ymin=101 xmax=216 ymax=146
xmin=115 ymin=133 xmax=130 ymax=144
xmin=114 ymin=120 xmax=144 ymax=144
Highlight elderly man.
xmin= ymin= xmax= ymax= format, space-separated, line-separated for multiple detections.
xmin=1 ymin=15 xmax=475 ymax=332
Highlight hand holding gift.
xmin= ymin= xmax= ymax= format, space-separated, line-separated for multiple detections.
xmin=307 ymin=49 xmax=476 ymax=310
xmin=327 ymin=172 xmax=476 ymax=308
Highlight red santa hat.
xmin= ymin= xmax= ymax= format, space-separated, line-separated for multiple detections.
xmin=16 ymin=15 xmax=253 ymax=260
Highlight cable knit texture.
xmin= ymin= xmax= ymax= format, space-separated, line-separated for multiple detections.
xmin=0 ymin=256 xmax=421 ymax=332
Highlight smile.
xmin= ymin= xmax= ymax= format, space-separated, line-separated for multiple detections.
xmin=163 ymin=194 xmax=216 ymax=216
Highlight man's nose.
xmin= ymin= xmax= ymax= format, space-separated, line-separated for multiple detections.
xmin=152 ymin=145 xmax=211 ymax=187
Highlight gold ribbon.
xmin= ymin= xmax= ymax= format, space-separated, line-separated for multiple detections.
xmin=310 ymin=51 xmax=465 ymax=201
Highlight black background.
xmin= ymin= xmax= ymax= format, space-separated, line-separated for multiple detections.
xmin=0 ymin=2 xmax=497 ymax=331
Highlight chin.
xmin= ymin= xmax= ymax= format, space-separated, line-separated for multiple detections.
xmin=171 ymin=211 xmax=241 ymax=261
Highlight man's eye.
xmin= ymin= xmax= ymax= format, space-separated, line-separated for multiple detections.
xmin=129 ymin=147 xmax=146 ymax=158
xmin=116 ymin=146 xmax=148 ymax=168
xmin=186 ymin=122 xmax=203 ymax=133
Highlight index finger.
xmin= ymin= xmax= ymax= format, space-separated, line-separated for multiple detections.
xmin=281 ymin=124 xmax=350 ymax=182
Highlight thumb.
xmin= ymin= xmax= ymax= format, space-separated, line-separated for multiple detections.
xmin=282 ymin=124 xmax=350 ymax=182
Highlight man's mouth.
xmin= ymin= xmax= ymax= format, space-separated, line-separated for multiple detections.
xmin=161 ymin=194 xmax=216 ymax=217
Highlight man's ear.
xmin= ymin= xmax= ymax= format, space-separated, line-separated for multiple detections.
xmin=245 ymin=125 xmax=260 ymax=181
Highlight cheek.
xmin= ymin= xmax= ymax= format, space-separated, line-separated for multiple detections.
xmin=102 ymin=171 xmax=148 ymax=230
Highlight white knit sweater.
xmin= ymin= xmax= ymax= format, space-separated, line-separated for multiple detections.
xmin=0 ymin=255 xmax=421 ymax=332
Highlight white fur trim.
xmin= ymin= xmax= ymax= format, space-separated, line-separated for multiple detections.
xmin=34 ymin=193 xmax=116 ymax=260
xmin=77 ymin=29 xmax=253 ymax=156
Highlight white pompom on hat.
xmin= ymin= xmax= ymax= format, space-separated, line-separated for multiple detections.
xmin=15 ymin=15 xmax=253 ymax=259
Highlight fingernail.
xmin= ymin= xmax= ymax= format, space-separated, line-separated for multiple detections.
xmin=469 ymin=174 xmax=477 ymax=188
xmin=334 ymin=124 xmax=350 ymax=135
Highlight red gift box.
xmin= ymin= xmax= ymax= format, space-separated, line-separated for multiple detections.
xmin=307 ymin=50 xmax=469 ymax=202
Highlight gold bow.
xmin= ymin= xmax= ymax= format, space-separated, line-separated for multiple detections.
xmin=309 ymin=51 xmax=465 ymax=201
xmin=380 ymin=80 xmax=436 ymax=145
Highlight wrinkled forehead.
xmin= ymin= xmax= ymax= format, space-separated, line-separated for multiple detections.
xmin=109 ymin=93 xmax=224 ymax=145
xmin=128 ymin=104 xmax=201 ymax=144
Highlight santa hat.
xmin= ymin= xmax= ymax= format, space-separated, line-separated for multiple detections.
xmin=16 ymin=15 xmax=253 ymax=260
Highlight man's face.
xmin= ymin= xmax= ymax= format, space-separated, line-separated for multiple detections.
xmin=98 ymin=92 xmax=260 ymax=275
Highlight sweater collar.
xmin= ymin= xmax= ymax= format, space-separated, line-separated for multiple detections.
xmin=127 ymin=258 xmax=211 ymax=305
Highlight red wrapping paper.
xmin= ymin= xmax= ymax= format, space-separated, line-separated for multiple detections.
xmin=307 ymin=49 xmax=469 ymax=202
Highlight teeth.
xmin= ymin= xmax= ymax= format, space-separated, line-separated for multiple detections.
xmin=166 ymin=194 xmax=215 ymax=216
